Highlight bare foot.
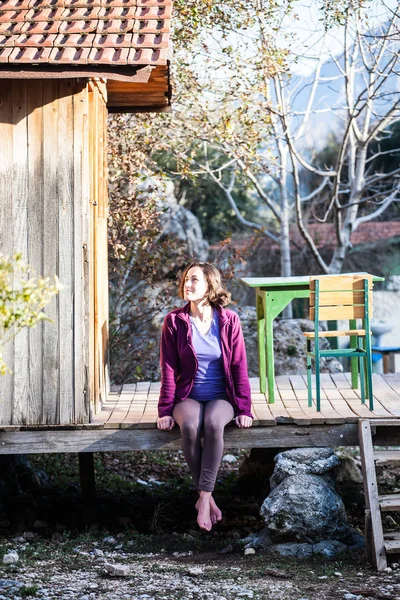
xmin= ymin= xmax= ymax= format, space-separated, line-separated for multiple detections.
xmin=195 ymin=492 xmax=212 ymax=531
xmin=210 ymin=496 xmax=222 ymax=525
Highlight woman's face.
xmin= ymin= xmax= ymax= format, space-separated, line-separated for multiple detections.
xmin=183 ymin=266 xmax=209 ymax=303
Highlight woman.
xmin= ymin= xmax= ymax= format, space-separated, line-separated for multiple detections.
xmin=157 ymin=262 xmax=253 ymax=531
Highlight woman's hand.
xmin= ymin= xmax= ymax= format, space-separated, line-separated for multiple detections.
xmin=235 ymin=415 xmax=253 ymax=428
xmin=157 ymin=416 xmax=175 ymax=431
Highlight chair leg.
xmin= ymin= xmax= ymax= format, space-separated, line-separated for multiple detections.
xmin=307 ymin=340 xmax=312 ymax=407
xmin=315 ymin=367 xmax=321 ymax=412
xmin=359 ymin=354 xmax=365 ymax=405
xmin=315 ymin=349 xmax=321 ymax=412
xmin=366 ymin=350 xmax=374 ymax=411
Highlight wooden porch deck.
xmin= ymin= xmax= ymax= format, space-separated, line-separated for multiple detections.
xmin=0 ymin=373 xmax=399 ymax=455
xmin=96 ymin=373 xmax=400 ymax=429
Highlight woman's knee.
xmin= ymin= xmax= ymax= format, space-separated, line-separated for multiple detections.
xmin=203 ymin=419 xmax=224 ymax=439
xmin=180 ymin=421 xmax=200 ymax=442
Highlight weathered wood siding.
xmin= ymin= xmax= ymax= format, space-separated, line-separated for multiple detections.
xmin=0 ymin=78 xmax=109 ymax=425
xmin=88 ymin=80 xmax=110 ymax=415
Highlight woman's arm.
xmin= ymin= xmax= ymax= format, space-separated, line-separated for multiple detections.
xmin=230 ymin=313 xmax=253 ymax=420
xmin=158 ymin=316 xmax=180 ymax=418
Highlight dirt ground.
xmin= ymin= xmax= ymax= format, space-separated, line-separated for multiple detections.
xmin=0 ymin=450 xmax=398 ymax=600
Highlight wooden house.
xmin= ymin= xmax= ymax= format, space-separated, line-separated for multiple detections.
xmin=0 ymin=0 xmax=173 ymax=426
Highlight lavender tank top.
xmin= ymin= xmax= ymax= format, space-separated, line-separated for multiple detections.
xmin=189 ymin=310 xmax=228 ymax=401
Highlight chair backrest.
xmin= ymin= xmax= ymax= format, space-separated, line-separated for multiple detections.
xmin=309 ymin=275 xmax=373 ymax=322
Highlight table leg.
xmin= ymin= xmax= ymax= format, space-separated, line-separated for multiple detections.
xmin=256 ymin=292 xmax=266 ymax=394
xmin=265 ymin=297 xmax=275 ymax=403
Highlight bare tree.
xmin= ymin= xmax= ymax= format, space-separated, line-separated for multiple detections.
xmin=275 ymin=1 xmax=400 ymax=273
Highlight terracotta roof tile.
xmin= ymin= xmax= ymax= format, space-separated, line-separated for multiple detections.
xmin=0 ymin=0 xmax=172 ymax=69
xmin=15 ymin=32 xmax=57 ymax=45
xmin=54 ymin=32 xmax=95 ymax=46
xmin=0 ymin=46 xmax=13 ymax=61
xmin=48 ymin=45 xmax=90 ymax=62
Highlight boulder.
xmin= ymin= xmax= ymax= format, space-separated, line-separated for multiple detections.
xmin=260 ymin=473 xmax=351 ymax=544
xmin=271 ymin=448 xmax=340 ymax=488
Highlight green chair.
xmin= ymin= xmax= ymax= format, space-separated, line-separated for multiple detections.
xmin=304 ymin=275 xmax=374 ymax=412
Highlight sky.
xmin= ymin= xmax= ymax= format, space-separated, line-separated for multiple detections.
xmin=283 ymin=0 xmax=399 ymax=75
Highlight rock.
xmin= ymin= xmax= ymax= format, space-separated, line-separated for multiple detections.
xmin=245 ymin=528 xmax=274 ymax=550
xmin=23 ymin=532 xmax=36 ymax=541
xmin=261 ymin=473 xmax=352 ymax=543
xmin=335 ymin=454 xmax=362 ymax=484
xmin=271 ymin=448 xmax=340 ymax=487
xmin=12 ymin=537 xmax=25 ymax=544
xmin=384 ymin=567 xmax=393 ymax=573
xmin=103 ymin=563 xmax=131 ymax=577
xmin=103 ymin=536 xmax=117 ymax=545
xmin=91 ymin=549 xmax=104 ymax=557
xmin=269 ymin=543 xmax=313 ymax=559
xmin=187 ymin=567 xmax=204 ymax=576
xmin=0 ymin=579 xmax=22 ymax=589
xmin=313 ymin=540 xmax=348 ymax=558
xmin=2 ymin=551 xmax=18 ymax=565
xmin=222 ymin=454 xmax=237 ymax=463
xmin=244 ymin=548 xmax=256 ymax=555
xmin=334 ymin=572 xmax=343 ymax=577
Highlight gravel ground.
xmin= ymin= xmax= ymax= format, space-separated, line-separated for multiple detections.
xmin=1 ymin=535 xmax=399 ymax=600
xmin=0 ymin=449 xmax=398 ymax=599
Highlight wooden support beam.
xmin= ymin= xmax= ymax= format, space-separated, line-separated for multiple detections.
xmin=0 ymin=424 xmax=360 ymax=455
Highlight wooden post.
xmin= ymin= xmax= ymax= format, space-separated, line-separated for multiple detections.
xmin=78 ymin=452 xmax=96 ymax=503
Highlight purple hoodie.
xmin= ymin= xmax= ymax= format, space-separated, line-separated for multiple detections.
xmin=158 ymin=303 xmax=253 ymax=419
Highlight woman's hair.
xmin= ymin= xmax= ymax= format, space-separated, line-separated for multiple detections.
xmin=178 ymin=262 xmax=232 ymax=307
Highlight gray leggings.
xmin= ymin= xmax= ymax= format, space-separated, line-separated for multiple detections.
xmin=173 ymin=398 xmax=234 ymax=492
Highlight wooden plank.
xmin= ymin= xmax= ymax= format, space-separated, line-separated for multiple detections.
xmin=343 ymin=373 xmax=395 ymax=418
xmin=369 ymin=375 xmax=400 ymax=418
xmin=384 ymin=540 xmax=400 ymax=554
xmin=42 ymin=80 xmax=60 ymax=425
xmin=104 ymin=389 xmax=133 ymax=428
xmin=359 ymin=419 xmax=387 ymax=571
xmin=121 ymin=392 xmax=147 ymax=428
xmin=80 ymin=84 xmax=91 ymax=420
xmin=379 ymin=494 xmax=400 ymax=512
xmin=310 ymin=275 xmax=372 ymax=291
xmin=73 ymin=80 xmax=88 ymax=423
xmin=0 ymin=423 xmax=360 ymax=454
xmin=58 ymin=80 xmax=75 ymax=424
xmin=310 ymin=291 xmax=367 ymax=307
xmin=318 ymin=374 xmax=363 ymax=423
xmin=311 ymin=305 xmax=366 ymax=320
xmin=299 ymin=375 xmax=345 ymax=424
xmin=27 ymin=79 xmax=44 ymax=425
xmin=288 ymin=376 xmax=327 ymax=425
xmin=0 ymin=80 xmax=15 ymax=425
xmin=277 ymin=384 xmax=311 ymax=425
xmin=385 ymin=374 xmax=400 ymax=396
xmin=374 ymin=451 xmax=400 ymax=465
xmin=330 ymin=373 xmax=352 ymax=388
xmin=251 ymin=394 xmax=276 ymax=426
xmin=88 ymin=81 xmax=99 ymax=414
xmin=11 ymin=79 xmax=29 ymax=425
xmin=138 ymin=395 xmax=158 ymax=429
